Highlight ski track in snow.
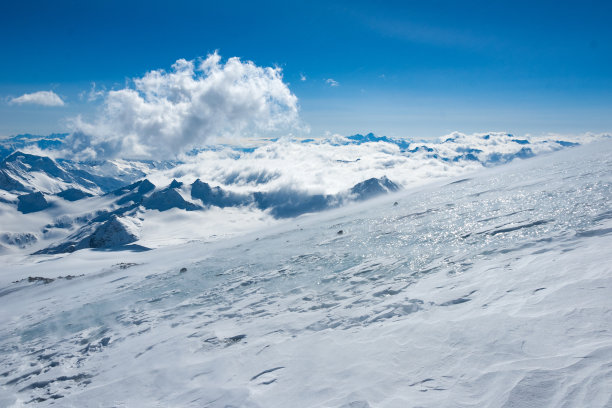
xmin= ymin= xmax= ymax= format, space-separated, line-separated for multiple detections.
xmin=0 ymin=141 xmax=611 ymax=407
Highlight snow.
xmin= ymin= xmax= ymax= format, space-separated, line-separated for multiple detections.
xmin=88 ymin=215 xmax=141 ymax=249
xmin=349 ymin=176 xmax=399 ymax=200
xmin=1 ymin=132 xmax=610 ymax=255
xmin=142 ymin=187 xmax=200 ymax=212
xmin=0 ymin=140 xmax=611 ymax=406
xmin=0 ymin=232 xmax=37 ymax=249
xmin=138 ymin=206 xmax=276 ymax=248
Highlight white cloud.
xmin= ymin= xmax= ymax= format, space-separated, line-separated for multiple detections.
xmin=10 ymin=91 xmax=65 ymax=107
xmin=79 ymin=82 xmax=105 ymax=102
xmin=300 ymin=73 xmax=307 ymax=81
xmin=326 ymin=78 xmax=339 ymax=87
xmin=144 ymin=131 xmax=597 ymax=199
xmin=68 ymin=52 xmax=300 ymax=159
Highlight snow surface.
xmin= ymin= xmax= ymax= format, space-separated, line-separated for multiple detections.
xmin=0 ymin=140 xmax=611 ymax=407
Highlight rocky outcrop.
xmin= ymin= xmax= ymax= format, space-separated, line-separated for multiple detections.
xmin=191 ymin=179 xmax=250 ymax=208
xmin=168 ymin=179 xmax=183 ymax=189
xmin=112 ymin=179 xmax=155 ymax=196
xmin=114 ymin=179 xmax=156 ymax=205
xmin=36 ymin=215 xmax=141 ymax=254
xmin=253 ymin=190 xmax=333 ymax=218
xmin=17 ymin=192 xmax=50 ymax=214
xmin=89 ymin=215 xmax=139 ymax=248
xmin=144 ymin=187 xmax=200 ymax=212
xmin=1 ymin=232 xmax=38 ymax=249
xmin=0 ymin=169 xmax=27 ymax=192
xmin=57 ymin=188 xmax=93 ymax=201
xmin=189 ymin=176 xmax=400 ymax=218
xmin=350 ymin=176 xmax=399 ymax=201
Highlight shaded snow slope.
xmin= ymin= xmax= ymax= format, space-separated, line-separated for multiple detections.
xmin=0 ymin=152 xmax=118 ymax=195
xmin=35 ymin=215 xmax=142 ymax=254
xmin=350 ymin=175 xmax=399 ymax=200
xmin=143 ymin=186 xmax=201 ymax=212
xmin=88 ymin=215 xmax=140 ymax=248
xmin=0 ymin=141 xmax=610 ymax=407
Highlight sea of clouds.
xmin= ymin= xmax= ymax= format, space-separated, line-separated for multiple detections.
xmin=149 ymin=131 xmax=607 ymax=195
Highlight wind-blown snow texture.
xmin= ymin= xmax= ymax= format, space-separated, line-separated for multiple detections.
xmin=0 ymin=140 xmax=611 ymax=407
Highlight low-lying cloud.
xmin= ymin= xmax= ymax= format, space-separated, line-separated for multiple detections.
xmin=69 ymin=53 xmax=299 ymax=159
xmin=10 ymin=91 xmax=65 ymax=107
xmin=153 ymin=132 xmax=603 ymax=197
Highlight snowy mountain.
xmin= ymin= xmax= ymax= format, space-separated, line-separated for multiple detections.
xmin=1 ymin=151 xmax=111 ymax=195
xmin=0 ymin=139 xmax=610 ymax=407
xmin=1 ymin=131 xmax=606 ymax=256
xmin=3 ymin=171 xmax=401 ymax=255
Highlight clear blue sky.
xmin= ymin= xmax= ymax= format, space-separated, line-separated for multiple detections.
xmin=1 ymin=0 xmax=611 ymax=139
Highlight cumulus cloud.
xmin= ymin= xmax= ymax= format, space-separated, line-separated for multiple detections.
xmin=69 ymin=52 xmax=299 ymax=159
xmin=326 ymin=78 xmax=339 ymax=87
xmin=10 ymin=91 xmax=65 ymax=107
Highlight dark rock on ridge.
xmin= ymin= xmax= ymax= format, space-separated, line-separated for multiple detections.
xmin=350 ymin=176 xmax=399 ymax=201
xmin=57 ymin=188 xmax=93 ymax=201
xmin=17 ymin=192 xmax=50 ymax=214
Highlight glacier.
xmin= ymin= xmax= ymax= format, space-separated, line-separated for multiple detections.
xmin=0 ymin=136 xmax=611 ymax=406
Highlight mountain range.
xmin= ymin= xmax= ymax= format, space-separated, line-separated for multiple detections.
xmin=0 ymin=132 xmax=604 ymax=256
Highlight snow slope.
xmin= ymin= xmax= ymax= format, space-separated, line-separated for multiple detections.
xmin=0 ymin=140 xmax=610 ymax=407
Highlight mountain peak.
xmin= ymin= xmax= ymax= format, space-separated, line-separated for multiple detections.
xmin=350 ymin=176 xmax=399 ymax=201
xmin=2 ymin=151 xmax=68 ymax=180
xmin=168 ymin=179 xmax=183 ymax=189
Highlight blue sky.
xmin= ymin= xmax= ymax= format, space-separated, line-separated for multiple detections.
xmin=1 ymin=0 xmax=611 ymax=140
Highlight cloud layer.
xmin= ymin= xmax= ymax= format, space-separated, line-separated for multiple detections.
xmin=152 ymin=132 xmax=606 ymax=197
xmin=70 ymin=53 xmax=299 ymax=159
xmin=10 ymin=91 xmax=65 ymax=107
